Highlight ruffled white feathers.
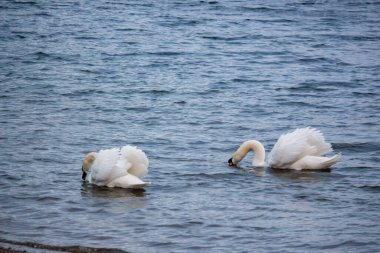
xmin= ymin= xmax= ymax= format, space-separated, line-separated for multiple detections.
xmin=121 ymin=145 xmax=149 ymax=178
xmin=268 ymin=127 xmax=334 ymax=169
xmin=83 ymin=145 xmax=149 ymax=188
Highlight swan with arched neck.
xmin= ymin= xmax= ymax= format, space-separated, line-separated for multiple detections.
xmin=228 ymin=127 xmax=341 ymax=170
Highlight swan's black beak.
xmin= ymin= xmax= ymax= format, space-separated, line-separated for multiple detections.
xmin=82 ymin=166 xmax=87 ymax=180
xmin=228 ymin=158 xmax=236 ymax=167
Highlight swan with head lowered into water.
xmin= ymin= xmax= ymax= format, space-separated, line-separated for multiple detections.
xmin=228 ymin=127 xmax=341 ymax=170
xmin=82 ymin=145 xmax=149 ymax=189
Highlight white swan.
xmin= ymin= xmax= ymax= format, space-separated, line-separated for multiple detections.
xmin=228 ymin=127 xmax=341 ymax=170
xmin=82 ymin=145 xmax=149 ymax=189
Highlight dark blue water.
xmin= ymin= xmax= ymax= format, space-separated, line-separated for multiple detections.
xmin=1 ymin=1 xmax=379 ymax=252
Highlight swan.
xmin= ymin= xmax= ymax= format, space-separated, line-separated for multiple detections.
xmin=82 ymin=145 xmax=149 ymax=188
xmin=228 ymin=127 xmax=341 ymax=170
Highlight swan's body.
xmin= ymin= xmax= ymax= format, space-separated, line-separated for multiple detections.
xmin=82 ymin=145 xmax=149 ymax=188
xmin=228 ymin=127 xmax=341 ymax=170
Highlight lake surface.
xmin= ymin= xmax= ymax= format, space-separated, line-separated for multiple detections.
xmin=1 ymin=0 xmax=379 ymax=252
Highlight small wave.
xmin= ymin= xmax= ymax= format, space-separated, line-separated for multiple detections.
xmin=148 ymin=51 xmax=183 ymax=56
xmin=311 ymin=43 xmax=328 ymax=48
xmin=74 ymin=36 xmax=98 ymax=40
xmin=61 ymin=89 xmax=106 ymax=97
xmin=34 ymin=12 xmax=52 ymax=17
xmin=240 ymin=6 xmax=279 ymax=12
xmin=288 ymin=84 xmax=328 ymax=92
xmin=201 ymin=35 xmax=249 ymax=41
xmin=298 ymin=57 xmax=333 ymax=63
xmin=358 ymin=185 xmax=380 ymax=192
xmin=114 ymin=28 xmax=137 ymax=32
xmin=319 ymin=240 xmax=375 ymax=250
xmin=33 ymin=51 xmax=50 ymax=59
xmin=245 ymin=50 xmax=289 ymax=57
xmin=123 ymin=106 xmax=151 ymax=112
xmin=140 ymin=89 xmax=173 ymax=95
xmin=36 ymin=196 xmax=61 ymax=202
xmin=333 ymin=34 xmax=380 ymax=42
xmin=159 ymin=18 xmax=200 ymax=28
xmin=199 ymin=0 xmax=218 ymax=5
xmin=12 ymin=1 xmax=38 ymax=6
xmin=157 ymin=220 xmax=204 ymax=229
xmin=231 ymin=78 xmax=254 ymax=83
xmin=352 ymin=91 xmax=378 ymax=97
xmin=333 ymin=142 xmax=380 ymax=153
xmin=0 ymin=174 xmax=21 ymax=182
xmin=253 ymin=18 xmax=297 ymax=24
xmin=174 ymin=100 xmax=186 ymax=105
xmin=278 ymin=101 xmax=313 ymax=107
xmin=288 ymin=81 xmax=355 ymax=92
xmin=23 ymin=51 xmax=67 ymax=62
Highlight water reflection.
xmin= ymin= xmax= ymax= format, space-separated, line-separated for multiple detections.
xmin=229 ymin=165 xmax=335 ymax=181
xmin=81 ymin=182 xmax=147 ymax=199
xmin=268 ymin=168 xmax=331 ymax=182
xmin=80 ymin=183 xmax=148 ymax=210
xmin=249 ymin=167 xmax=266 ymax=177
xmin=231 ymin=165 xmax=266 ymax=177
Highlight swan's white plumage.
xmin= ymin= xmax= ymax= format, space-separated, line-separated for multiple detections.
xmin=230 ymin=127 xmax=341 ymax=170
xmin=121 ymin=145 xmax=149 ymax=178
xmin=83 ymin=145 xmax=149 ymax=188
xmin=268 ymin=127 xmax=333 ymax=169
xmin=289 ymin=154 xmax=341 ymax=170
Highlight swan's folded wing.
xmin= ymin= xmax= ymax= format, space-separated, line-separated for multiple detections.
xmin=107 ymin=174 xmax=149 ymax=189
xmin=303 ymin=128 xmax=332 ymax=156
xmin=268 ymin=128 xmax=333 ymax=168
xmin=121 ymin=145 xmax=149 ymax=177
xmin=90 ymin=148 xmax=125 ymax=185
xmin=106 ymin=158 xmax=132 ymax=184
xmin=290 ymin=154 xmax=341 ymax=170
xmin=268 ymin=130 xmax=314 ymax=168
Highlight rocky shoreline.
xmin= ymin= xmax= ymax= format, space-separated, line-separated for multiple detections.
xmin=0 ymin=247 xmax=25 ymax=253
xmin=0 ymin=239 xmax=127 ymax=253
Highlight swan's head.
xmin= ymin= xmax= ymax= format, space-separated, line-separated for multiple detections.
xmin=228 ymin=158 xmax=235 ymax=166
xmin=228 ymin=153 xmax=243 ymax=167
xmin=82 ymin=152 xmax=97 ymax=180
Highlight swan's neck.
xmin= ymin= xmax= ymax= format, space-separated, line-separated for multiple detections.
xmin=82 ymin=152 xmax=97 ymax=173
xmin=233 ymin=140 xmax=266 ymax=167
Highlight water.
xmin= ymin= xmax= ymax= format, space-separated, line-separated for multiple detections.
xmin=1 ymin=0 xmax=379 ymax=252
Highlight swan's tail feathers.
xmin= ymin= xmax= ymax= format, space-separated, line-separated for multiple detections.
xmin=107 ymin=174 xmax=149 ymax=189
xmin=121 ymin=145 xmax=149 ymax=178
xmin=322 ymin=153 xmax=341 ymax=168
xmin=289 ymin=153 xmax=341 ymax=170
